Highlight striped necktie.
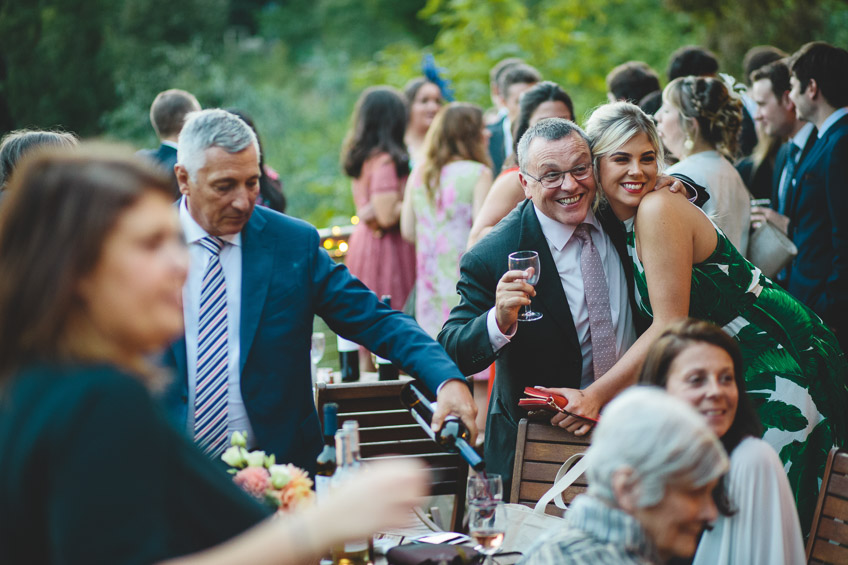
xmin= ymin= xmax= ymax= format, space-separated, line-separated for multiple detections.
xmin=573 ymin=223 xmax=617 ymax=380
xmin=194 ymin=235 xmax=229 ymax=457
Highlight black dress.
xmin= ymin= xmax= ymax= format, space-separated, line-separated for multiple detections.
xmin=0 ymin=363 xmax=270 ymax=564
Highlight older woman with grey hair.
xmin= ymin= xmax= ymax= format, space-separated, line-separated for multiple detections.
xmin=520 ymin=387 xmax=729 ymax=565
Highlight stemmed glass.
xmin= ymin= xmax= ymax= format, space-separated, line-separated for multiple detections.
xmin=467 ymin=473 xmax=503 ymax=505
xmin=310 ymin=332 xmax=326 ymax=366
xmin=468 ymin=500 xmax=506 ymax=565
xmin=508 ymin=250 xmax=542 ymax=321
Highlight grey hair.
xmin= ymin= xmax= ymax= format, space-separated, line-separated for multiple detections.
xmin=584 ymin=386 xmax=729 ymax=508
xmin=584 ymin=101 xmax=665 ymax=193
xmin=0 ymin=129 xmax=78 ymax=187
xmin=177 ymin=109 xmax=260 ymax=181
xmin=516 ymin=117 xmax=589 ymax=173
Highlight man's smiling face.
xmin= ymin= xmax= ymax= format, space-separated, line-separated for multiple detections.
xmin=519 ymin=133 xmax=596 ymax=227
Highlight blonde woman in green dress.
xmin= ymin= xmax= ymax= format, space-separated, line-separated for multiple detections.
xmin=580 ymin=101 xmax=845 ymax=535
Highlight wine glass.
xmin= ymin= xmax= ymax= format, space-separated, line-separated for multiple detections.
xmin=508 ymin=250 xmax=542 ymax=321
xmin=310 ymin=332 xmax=325 ymax=365
xmin=467 ymin=473 xmax=503 ymax=505
xmin=468 ymin=500 xmax=506 ymax=565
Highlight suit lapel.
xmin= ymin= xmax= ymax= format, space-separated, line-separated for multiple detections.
xmin=239 ymin=209 xmax=273 ymax=373
xmin=788 ymin=120 xmax=839 ymax=218
xmin=515 ymin=201 xmax=580 ymax=351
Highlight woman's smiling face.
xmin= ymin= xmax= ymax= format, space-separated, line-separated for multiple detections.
xmin=597 ymin=131 xmax=659 ymax=217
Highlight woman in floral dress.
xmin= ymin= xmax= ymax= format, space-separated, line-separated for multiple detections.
xmin=582 ymin=101 xmax=847 ymax=534
xmin=401 ymin=103 xmax=492 ymax=338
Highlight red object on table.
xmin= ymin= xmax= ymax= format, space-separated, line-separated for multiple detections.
xmin=518 ymin=387 xmax=599 ymax=423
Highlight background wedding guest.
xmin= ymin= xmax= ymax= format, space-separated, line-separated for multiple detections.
xmin=401 ymin=102 xmax=492 ymax=338
xmin=606 ymin=61 xmax=661 ymax=104
xmin=748 ymin=58 xmax=816 ymax=239
xmin=520 ymin=387 xmax=729 ymax=565
xmin=639 ymin=318 xmax=805 ymax=565
xmin=784 ymin=41 xmax=848 ymax=349
xmin=656 ymin=75 xmax=753 ymax=254
xmin=403 ymin=76 xmax=444 ymax=166
xmin=0 ymin=129 xmax=77 ymax=190
xmin=486 ymin=63 xmax=541 ymax=175
xmin=342 ymin=86 xmax=417 ymax=367
xmin=0 ymin=145 xmax=429 ymax=564
xmin=138 ymin=88 xmax=201 ymax=197
xmin=468 ymin=81 xmax=575 ymax=247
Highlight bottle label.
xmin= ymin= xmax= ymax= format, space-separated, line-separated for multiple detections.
xmin=315 ymin=475 xmax=331 ymax=501
xmin=375 ymin=355 xmax=391 ymax=365
xmin=337 ymin=336 xmax=359 ymax=352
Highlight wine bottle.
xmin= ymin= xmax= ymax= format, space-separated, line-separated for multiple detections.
xmin=400 ymin=381 xmax=485 ymax=471
xmin=314 ymin=402 xmax=338 ymax=501
xmin=337 ymin=335 xmax=360 ymax=382
xmin=331 ymin=422 xmax=374 ymax=565
xmin=376 ymin=295 xmax=399 ymax=381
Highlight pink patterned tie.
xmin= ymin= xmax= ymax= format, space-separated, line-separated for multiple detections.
xmin=573 ymin=224 xmax=617 ymax=380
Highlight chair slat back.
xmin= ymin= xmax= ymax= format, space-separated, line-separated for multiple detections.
xmin=509 ymin=418 xmax=592 ymax=517
xmin=807 ymin=447 xmax=848 ymax=564
xmin=316 ymin=380 xmax=468 ymax=531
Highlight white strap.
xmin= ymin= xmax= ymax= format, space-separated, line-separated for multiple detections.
xmin=532 ymin=453 xmax=588 ymax=514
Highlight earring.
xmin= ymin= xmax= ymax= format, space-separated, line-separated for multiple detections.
xmin=684 ymin=135 xmax=694 ymax=152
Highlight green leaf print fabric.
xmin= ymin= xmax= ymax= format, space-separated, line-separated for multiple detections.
xmin=624 ymin=218 xmax=848 ymax=535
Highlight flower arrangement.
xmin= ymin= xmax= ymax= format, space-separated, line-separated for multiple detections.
xmin=222 ymin=431 xmax=315 ymax=512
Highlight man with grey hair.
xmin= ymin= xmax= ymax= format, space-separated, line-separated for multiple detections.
xmin=162 ymin=109 xmax=477 ymax=471
xmin=138 ymin=88 xmax=201 ymax=197
xmin=440 ymin=118 xmax=643 ymax=484
xmin=520 ymin=387 xmax=728 ymax=564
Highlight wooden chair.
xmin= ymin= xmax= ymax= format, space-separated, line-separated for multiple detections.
xmin=316 ymin=379 xmax=468 ymax=532
xmin=509 ymin=418 xmax=592 ymax=516
xmin=806 ymin=447 xmax=848 ymax=564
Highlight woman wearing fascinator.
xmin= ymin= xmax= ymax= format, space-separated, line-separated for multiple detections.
xmin=404 ymin=55 xmax=453 ymax=167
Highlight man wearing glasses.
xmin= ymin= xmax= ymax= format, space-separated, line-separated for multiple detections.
xmin=440 ymin=118 xmax=666 ymax=485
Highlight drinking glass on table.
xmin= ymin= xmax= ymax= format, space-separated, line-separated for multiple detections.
xmin=467 ymin=473 xmax=503 ymax=504
xmin=508 ymin=250 xmax=542 ymax=321
xmin=468 ymin=500 xmax=506 ymax=565
xmin=311 ymin=332 xmax=326 ymax=365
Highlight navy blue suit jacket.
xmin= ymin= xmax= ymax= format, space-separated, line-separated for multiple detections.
xmin=785 ymin=114 xmax=848 ymax=341
xmin=163 ymin=207 xmax=466 ymax=473
xmin=770 ymin=131 xmax=817 ymax=212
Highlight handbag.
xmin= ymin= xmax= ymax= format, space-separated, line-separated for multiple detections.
xmin=747 ymin=219 xmax=797 ymax=279
xmin=499 ymin=453 xmax=589 ymax=554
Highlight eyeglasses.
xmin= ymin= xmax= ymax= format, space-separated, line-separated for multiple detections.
xmin=522 ymin=163 xmax=593 ymax=189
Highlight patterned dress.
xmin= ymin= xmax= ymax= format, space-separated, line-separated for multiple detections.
xmin=624 ymin=216 xmax=848 ymax=534
xmin=407 ymin=160 xmax=489 ymax=338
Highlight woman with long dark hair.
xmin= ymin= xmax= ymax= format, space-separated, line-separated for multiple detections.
xmin=639 ymin=319 xmax=805 ymax=564
xmin=341 ymin=87 xmax=416 ymax=362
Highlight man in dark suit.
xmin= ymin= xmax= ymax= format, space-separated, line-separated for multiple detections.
xmin=138 ymin=89 xmax=200 ymax=198
xmin=749 ymin=59 xmax=816 ymax=238
xmin=439 ymin=119 xmax=642 ymax=482
xmin=163 ymin=109 xmax=477 ymax=472
xmin=785 ymin=42 xmax=848 ymax=347
xmin=487 ymin=64 xmax=540 ymax=176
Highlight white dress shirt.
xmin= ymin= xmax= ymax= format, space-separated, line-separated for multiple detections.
xmin=818 ymin=106 xmax=848 ymax=138
xmin=487 ymin=206 xmax=636 ymax=388
xmin=179 ymin=197 xmax=254 ymax=447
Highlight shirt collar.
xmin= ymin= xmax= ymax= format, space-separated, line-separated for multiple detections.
xmin=179 ymin=196 xmax=242 ymax=247
xmin=818 ymin=107 xmax=848 ymax=138
xmin=792 ymin=122 xmax=815 ymax=149
xmin=566 ymin=495 xmax=661 ymax=562
xmin=533 ymin=203 xmax=602 ymax=252
xmin=161 ymin=139 xmax=179 ymax=150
